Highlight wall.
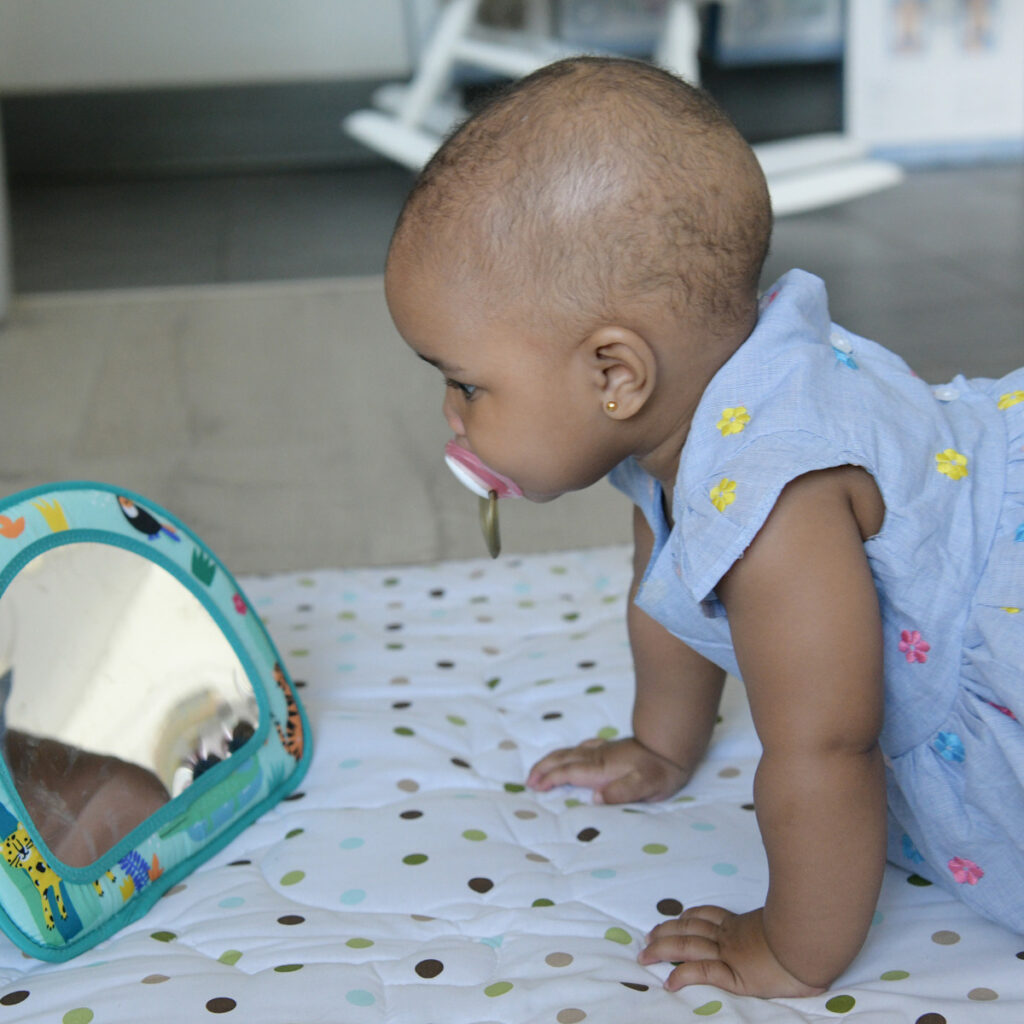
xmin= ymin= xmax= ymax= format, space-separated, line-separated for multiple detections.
xmin=0 ymin=0 xmax=410 ymax=92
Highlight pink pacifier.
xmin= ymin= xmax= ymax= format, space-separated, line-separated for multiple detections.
xmin=444 ymin=440 xmax=522 ymax=557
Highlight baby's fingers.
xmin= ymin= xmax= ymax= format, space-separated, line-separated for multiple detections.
xmin=526 ymin=748 xmax=595 ymax=790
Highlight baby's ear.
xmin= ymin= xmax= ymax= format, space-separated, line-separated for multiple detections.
xmin=583 ymin=325 xmax=656 ymax=419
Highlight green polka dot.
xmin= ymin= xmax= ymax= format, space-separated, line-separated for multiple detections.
xmin=346 ymin=937 xmax=374 ymax=948
xmin=150 ymin=931 xmax=176 ymax=943
xmin=565 ymin=798 xmax=583 ymax=808
xmin=285 ymin=828 xmax=304 ymax=839
xmin=403 ymin=853 xmax=428 ymax=865
xmin=394 ymin=726 xmax=415 ymax=736
xmin=486 ymin=677 xmax=501 ymax=689
xmin=274 ymin=964 xmax=303 ymax=973
xmin=532 ymin=898 xmax=555 ymax=907
xmin=447 ymin=715 xmax=467 ymax=726
xmin=907 ymin=873 xmax=933 ymax=886
xmin=462 ymin=829 xmax=487 ymax=841
xmin=643 ymin=843 xmax=668 ymax=855
xmin=585 ymin=685 xmax=605 ymax=694
xmin=504 ymin=782 xmax=525 ymax=793
xmin=880 ymin=970 xmax=909 ymax=981
xmin=63 ymin=1011 xmax=94 ymax=1024
xmin=218 ymin=949 xmax=243 ymax=965
xmin=604 ymin=927 xmax=632 ymax=945
xmin=484 ymin=982 xmax=514 ymax=997
xmin=596 ymin=726 xmax=619 ymax=740
xmin=825 ymin=995 xmax=856 ymax=1013
xmin=694 ymin=1001 xmax=723 ymax=1016
xmin=280 ymin=870 xmax=305 ymax=886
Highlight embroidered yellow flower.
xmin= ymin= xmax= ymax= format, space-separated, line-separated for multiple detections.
xmin=1002 ymin=607 xmax=1021 ymax=614
xmin=935 ymin=449 xmax=968 ymax=481
xmin=717 ymin=406 xmax=750 ymax=437
xmin=710 ymin=478 xmax=737 ymax=512
xmin=997 ymin=390 xmax=1024 ymax=410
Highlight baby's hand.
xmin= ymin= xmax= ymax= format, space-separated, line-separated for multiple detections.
xmin=639 ymin=906 xmax=825 ymax=999
xmin=526 ymin=736 xmax=690 ymax=804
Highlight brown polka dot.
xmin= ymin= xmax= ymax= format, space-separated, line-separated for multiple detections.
xmin=164 ymin=884 xmax=187 ymax=897
xmin=228 ymin=860 xmax=251 ymax=867
xmin=931 ymin=930 xmax=960 ymax=945
xmin=968 ymin=988 xmax=998 ymax=1001
xmin=415 ymin=959 xmax=444 ymax=978
xmin=576 ymin=827 xmax=600 ymax=842
xmin=718 ymin=766 xmax=740 ymax=778
xmin=741 ymin=803 xmax=755 ymax=811
xmin=620 ymin=982 xmax=649 ymax=992
xmin=657 ymin=898 xmax=683 ymax=916
xmin=206 ymin=997 xmax=237 ymax=1013
xmin=386 ymin=622 xmax=403 ymax=631
xmin=411 ymin=914 xmax=434 ymax=922
xmin=468 ymin=877 xmax=494 ymax=893
xmin=437 ymin=660 xmax=455 ymax=669
xmin=277 ymin=915 xmax=305 ymax=926
xmin=914 ymin=1016 xmax=946 ymax=1024
xmin=400 ymin=810 xmax=423 ymax=819
xmin=577 ymin=661 xmax=596 ymax=669
xmin=526 ymin=852 xmax=549 ymax=862
xmin=283 ymin=791 xmax=305 ymax=801
xmin=392 ymin=701 xmax=412 ymax=709
xmin=557 ymin=1010 xmax=586 ymax=1023
xmin=451 ymin=757 xmax=471 ymax=768
xmin=1018 ymin=951 xmax=1024 ymax=960
xmin=543 ymin=711 xmax=563 ymax=720
xmin=429 ymin=588 xmax=445 ymax=598
xmin=397 ymin=779 xmax=419 ymax=792
xmin=0 ymin=991 xmax=29 ymax=1006
xmin=546 ymin=952 xmax=573 ymax=967
xmin=141 ymin=975 xmax=169 ymax=985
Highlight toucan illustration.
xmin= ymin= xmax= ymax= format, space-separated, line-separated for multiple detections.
xmin=117 ymin=496 xmax=180 ymax=542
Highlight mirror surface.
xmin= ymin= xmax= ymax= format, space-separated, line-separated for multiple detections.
xmin=0 ymin=543 xmax=258 ymax=867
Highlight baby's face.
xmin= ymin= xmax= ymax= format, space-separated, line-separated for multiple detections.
xmin=386 ymin=256 xmax=623 ymax=503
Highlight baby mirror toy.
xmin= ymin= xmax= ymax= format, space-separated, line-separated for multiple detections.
xmin=443 ymin=440 xmax=522 ymax=558
xmin=0 ymin=482 xmax=311 ymax=960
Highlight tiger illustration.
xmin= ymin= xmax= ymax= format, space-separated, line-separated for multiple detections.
xmin=273 ymin=662 xmax=304 ymax=761
xmin=2 ymin=824 xmax=67 ymax=929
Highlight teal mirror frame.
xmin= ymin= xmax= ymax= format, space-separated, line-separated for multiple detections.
xmin=0 ymin=482 xmax=312 ymax=960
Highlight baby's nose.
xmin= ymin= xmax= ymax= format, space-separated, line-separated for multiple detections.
xmin=443 ymin=392 xmax=465 ymax=437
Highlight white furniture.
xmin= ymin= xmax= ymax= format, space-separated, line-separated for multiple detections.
xmin=344 ymin=0 xmax=904 ymax=217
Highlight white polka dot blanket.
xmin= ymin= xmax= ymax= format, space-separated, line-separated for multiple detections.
xmin=0 ymin=547 xmax=1020 ymax=1022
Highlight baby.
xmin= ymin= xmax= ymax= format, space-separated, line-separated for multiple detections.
xmin=385 ymin=56 xmax=1024 ymax=998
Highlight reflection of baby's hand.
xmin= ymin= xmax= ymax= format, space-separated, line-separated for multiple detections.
xmin=526 ymin=736 xmax=691 ymax=804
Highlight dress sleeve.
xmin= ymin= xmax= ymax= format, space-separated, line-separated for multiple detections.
xmin=675 ymin=429 xmax=857 ymax=603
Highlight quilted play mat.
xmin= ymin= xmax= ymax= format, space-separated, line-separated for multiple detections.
xmin=0 ymin=546 xmax=1021 ymax=1023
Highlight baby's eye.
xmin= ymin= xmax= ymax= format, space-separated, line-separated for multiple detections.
xmin=446 ymin=379 xmax=478 ymax=400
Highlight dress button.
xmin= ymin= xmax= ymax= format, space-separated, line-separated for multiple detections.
xmin=830 ymin=333 xmax=853 ymax=354
xmin=933 ymin=386 xmax=960 ymax=402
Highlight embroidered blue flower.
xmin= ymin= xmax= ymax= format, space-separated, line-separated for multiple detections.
xmin=933 ymin=731 xmax=965 ymax=763
xmin=831 ymin=334 xmax=858 ymax=369
xmin=1015 ymin=522 xmax=1024 ymax=542
xmin=902 ymin=834 xmax=924 ymax=865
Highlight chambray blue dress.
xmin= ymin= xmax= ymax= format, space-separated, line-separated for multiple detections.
xmin=610 ymin=270 xmax=1024 ymax=932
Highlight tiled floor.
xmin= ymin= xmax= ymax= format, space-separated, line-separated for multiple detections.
xmin=1 ymin=158 xmax=1022 ymax=571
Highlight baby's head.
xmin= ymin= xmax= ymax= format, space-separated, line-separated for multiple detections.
xmin=386 ymin=56 xmax=772 ymax=500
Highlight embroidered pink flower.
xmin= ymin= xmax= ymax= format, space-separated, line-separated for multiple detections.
xmin=233 ymin=593 xmax=248 ymax=615
xmin=898 ymin=629 xmax=930 ymax=663
xmin=989 ymin=702 xmax=1018 ymax=721
xmin=948 ymin=857 xmax=984 ymax=885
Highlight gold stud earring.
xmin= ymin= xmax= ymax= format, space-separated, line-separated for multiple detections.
xmin=605 ymin=401 xmax=618 ymax=412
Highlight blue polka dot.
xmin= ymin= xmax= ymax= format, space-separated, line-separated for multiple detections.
xmin=338 ymin=663 xmax=356 ymax=673
xmin=691 ymin=822 xmax=716 ymax=831
xmin=591 ymin=868 xmax=616 ymax=879
xmin=338 ymin=633 xmax=357 ymax=643
xmin=339 ymin=759 xmax=362 ymax=770
xmin=712 ymin=863 xmax=738 ymax=876
xmin=340 ymin=889 xmax=367 ymax=905
xmin=872 ymin=910 xmax=884 ymax=926
xmin=340 ymin=837 xmax=365 ymax=850
xmin=430 ymin=610 xmax=447 ymax=619
xmin=346 ymin=990 xmax=375 ymax=1006
xmin=480 ymin=935 xmax=504 ymax=948
xmin=219 ymin=897 xmax=245 ymax=908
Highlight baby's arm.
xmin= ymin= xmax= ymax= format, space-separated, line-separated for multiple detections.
xmin=640 ymin=466 xmax=887 ymax=996
xmin=528 ymin=505 xmax=725 ymax=803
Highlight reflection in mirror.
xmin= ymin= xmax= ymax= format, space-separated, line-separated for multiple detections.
xmin=0 ymin=543 xmax=258 ymax=868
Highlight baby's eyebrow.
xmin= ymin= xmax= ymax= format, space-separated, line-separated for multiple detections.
xmin=418 ymin=354 xmax=466 ymax=376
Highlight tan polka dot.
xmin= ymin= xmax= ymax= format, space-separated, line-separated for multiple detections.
xmin=546 ymin=952 xmax=573 ymax=967
xmin=397 ymin=779 xmax=419 ymax=793
xmin=514 ymin=809 xmax=537 ymax=819
xmin=141 ymin=975 xmax=169 ymax=985
xmin=931 ymin=930 xmax=960 ymax=945
xmin=526 ymin=852 xmax=549 ymax=862
xmin=499 ymin=739 xmax=518 ymax=750
xmin=390 ymin=676 xmax=410 ymax=686
xmin=557 ymin=1010 xmax=586 ymax=1023
xmin=717 ymin=766 xmax=740 ymax=778
xmin=968 ymin=988 xmax=998 ymax=1001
